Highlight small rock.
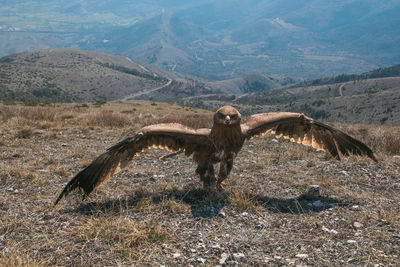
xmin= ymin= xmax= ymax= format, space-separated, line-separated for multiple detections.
xmin=241 ymin=212 xmax=248 ymax=216
xmin=353 ymin=222 xmax=364 ymax=229
xmin=61 ymin=143 xmax=68 ymax=147
xmin=347 ymin=258 xmax=357 ymax=264
xmin=347 ymin=240 xmax=357 ymax=244
xmin=350 ymin=205 xmax=360 ymax=211
xmin=322 ymin=226 xmax=338 ymax=234
xmin=219 ymin=253 xmax=229 ymax=264
xmin=233 ymin=252 xmax=245 ymax=258
xmin=307 ymin=185 xmax=322 ymax=197
xmin=272 ymin=138 xmax=279 ymax=143
xmin=190 ymin=249 xmax=196 ymax=253
xmin=173 ymin=253 xmax=181 ymax=258
xmin=197 ymin=258 xmax=205 ymax=264
xmin=295 ymin=254 xmax=309 ymax=259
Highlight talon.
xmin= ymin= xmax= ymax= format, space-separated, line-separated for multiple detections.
xmin=217 ymin=181 xmax=226 ymax=190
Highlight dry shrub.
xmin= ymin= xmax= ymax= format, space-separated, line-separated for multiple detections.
xmin=332 ymin=123 xmax=400 ymax=156
xmin=0 ymin=253 xmax=43 ymax=267
xmin=230 ymin=191 xmax=260 ymax=212
xmin=369 ymin=133 xmax=400 ymax=155
xmin=0 ymin=105 xmax=55 ymax=123
xmin=86 ymin=111 xmax=131 ymax=128
xmin=0 ymin=105 xmax=19 ymax=121
xmin=7 ymin=167 xmax=39 ymax=182
xmin=161 ymin=199 xmax=188 ymax=214
xmin=147 ymin=114 xmax=213 ymax=129
xmin=23 ymin=106 xmax=55 ymax=122
xmin=16 ymin=127 xmax=34 ymax=138
xmin=74 ymin=217 xmax=166 ymax=250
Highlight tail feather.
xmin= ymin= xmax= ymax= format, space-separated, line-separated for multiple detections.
xmin=54 ymin=151 xmax=121 ymax=205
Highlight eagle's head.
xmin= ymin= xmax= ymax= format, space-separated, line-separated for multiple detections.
xmin=214 ymin=106 xmax=241 ymax=127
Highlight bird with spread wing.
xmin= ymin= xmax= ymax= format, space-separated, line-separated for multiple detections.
xmin=55 ymin=106 xmax=376 ymax=205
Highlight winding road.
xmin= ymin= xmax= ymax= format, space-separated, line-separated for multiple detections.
xmin=121 ymin=78 xmax=172 ymax=101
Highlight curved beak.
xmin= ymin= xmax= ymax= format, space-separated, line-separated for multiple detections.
xmin=224 ymin=115 xmax=231 ymax=126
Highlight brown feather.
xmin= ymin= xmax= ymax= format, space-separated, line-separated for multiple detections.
xmin=54 ymin=123 xmax=212 ymax=205
xmin=55 ymin=106 xmax=377 ymax=205
xmin=242 ymin=112 xmax=377 ymax=162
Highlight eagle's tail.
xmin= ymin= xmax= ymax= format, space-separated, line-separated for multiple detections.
xmin=54 ymin=150 xmax=123 ymax=205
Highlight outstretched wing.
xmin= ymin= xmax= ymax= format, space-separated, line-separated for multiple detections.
xmin=55 ymin=123 xmax=211 ymax=205
xmin=241 ymin=112 xmax=377 ymax=161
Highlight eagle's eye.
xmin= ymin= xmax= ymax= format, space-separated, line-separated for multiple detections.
xmin=231 ymin=114 xmax=238 ymax=120
xmin=217 ymin=113 xmax=225 ymax=119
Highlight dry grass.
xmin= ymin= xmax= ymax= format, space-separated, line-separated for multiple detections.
xmin=0 ymin=253 xmax=44 ymax=267
xmin=85 ymin=110 xmax=131 ymax=128
xmin=0 ymin=101 xmax=399 ymax=266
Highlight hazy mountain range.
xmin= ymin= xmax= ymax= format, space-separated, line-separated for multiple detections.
xmin=1 ymin=0 xmax=399 ymax=79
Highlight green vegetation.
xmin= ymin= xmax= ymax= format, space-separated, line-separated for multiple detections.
xmin=294 ymin=64 xmax=400 ymax=88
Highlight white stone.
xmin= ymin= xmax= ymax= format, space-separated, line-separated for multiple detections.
xmin=322 ymin=226 xmax=338 ymax=234
xmin=353 ymin=222 xmax=364 ymax=228
xmin=219 ymin=253 xmax=229 ymax=264
xmin=233 ymin=252 xmax=245 ymax=258
xmin=295 ymin=254 xmax=309 ymax=259
xmin=197 ymin=258 xmax=205 ymax=264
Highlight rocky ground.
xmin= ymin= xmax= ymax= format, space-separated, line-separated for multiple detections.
xmin=1 ymin=101 xmax=399 ymax=266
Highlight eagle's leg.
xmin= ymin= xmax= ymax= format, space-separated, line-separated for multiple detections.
xmin=217 ymin=157 xmax=233 ymax=190
xmin=196 ymin=162 xmax=216 ymax=189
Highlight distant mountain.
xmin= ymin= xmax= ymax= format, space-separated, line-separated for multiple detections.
xmin=292 ymin=64 xmax=400 ymax=88
xmin=0 ymin=49 xmax=219 ymax=102
xmin=1 ymin=0 xmax=399 ymax=79
xmin=208 ymin=74 xmax=301 ymax=95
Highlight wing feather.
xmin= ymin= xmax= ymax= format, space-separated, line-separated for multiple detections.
xmin=55 ymin=123 xmax=211 ymax=205
xmin=241 ymin=112 xmax=376 ymax=161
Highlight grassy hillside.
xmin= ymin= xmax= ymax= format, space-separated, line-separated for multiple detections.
xmin=0 ymin=101 xmax=399 ymax=265
xmin=294 ymin=64 xmax=400 ymax=87
xmin=233 ymin=76 xmax=400 ymax=125
xmin=0 ymin=49 xmax=221 ymax=103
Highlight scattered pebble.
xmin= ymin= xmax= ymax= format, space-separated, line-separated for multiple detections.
xmin=347 ymin=258 xmax=357 ymax=264
xmin=347 ymin=240 xmax=357 ymax=244
xmin=322 ymin=226 xmax=338 ymax=234
xmin=233 ymin=252 xmax=245 ymax=258
xmin=295 ymin=254 xmax=309 ymax=259
xmin=353 ymin=222 xmax=364 ymax=229
xmin=173 ymin=253 xmax=181 ymax=258
xmin=219 ymin=253 xmax=229 ymax=264
xmin=197 ymin=258 xmax=205 ymax=264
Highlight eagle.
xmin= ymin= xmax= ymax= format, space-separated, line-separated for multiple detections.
xmin=55 ymin=106 xmax=376 ymax=205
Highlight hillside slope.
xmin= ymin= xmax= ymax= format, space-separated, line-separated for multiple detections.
xmin=0 ymin=49 xmax=219 ymax=102
xmin=236 ymin=76 xmax=400 ymax=124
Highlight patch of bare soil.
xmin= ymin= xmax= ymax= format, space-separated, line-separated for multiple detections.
xmin=1 ymin=102 xmax=399 ymax=266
